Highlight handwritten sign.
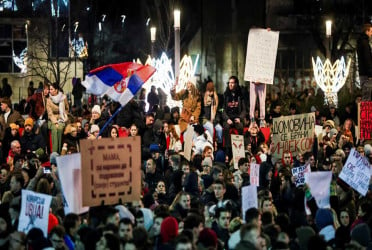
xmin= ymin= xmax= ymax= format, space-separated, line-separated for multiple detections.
xmin=291 ymin=163 xmax=311 ymax=187
xmin=57 ymin=153 xmax=89 ymax=215
xmin=241 ymin=185 xmax=257 ymax=221
xmin=271 ymin=113 xmax=315 ymax=158
xmin=80 ymin=137 xmax=142 ymax=207
xmin=314 ymin=125 xmax=323 ymax=137
xmin=244 ymin=28 xmax=279 ymax=84
xmin=305 ymin=171 xmax=332 ymax=208
xmin=250 ymin=163 xmax=260 ymax=186
xmin=231 ymin=134 xmax=245 ymax=170
xmin=18 ymin=190 xmax=52 ymax=237
xmin=339 ymin=148 xmax=371 ymax=196
xmin=359 ymin=102 xmax=372 ymax=140
xmin=183 ymin=125 xmax=194 ymax=161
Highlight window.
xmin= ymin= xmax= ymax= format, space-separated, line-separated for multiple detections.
xmin=0 ymin=23 xmax=27 ymax=73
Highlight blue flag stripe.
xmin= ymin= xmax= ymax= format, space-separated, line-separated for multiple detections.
xmin=127 ymin=74 xmax=144 ymax=95
xmin=89 ymin=67 xmax=123 ymax=87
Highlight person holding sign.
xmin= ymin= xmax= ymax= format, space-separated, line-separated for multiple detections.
xmin=222 ymin=76 xmax=246 ymax=149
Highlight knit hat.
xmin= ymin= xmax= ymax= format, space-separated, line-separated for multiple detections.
xmin=296 ymin=226 xmax=315 ymax=250
xmin=24 ymin=117 xmax=34 ymax=127
xmin=1 ymin=97 xmax=11 ymax=107
xmin=139 ymin=208 xmax=154 ymax=231
xmin=115 ymin=205 xmax=135 ymax=224
xmin=34 ymin=148 xmax=45 ymax=159
xmin=198 ymin=228 xmax=218 ymax=248
xmin=160 ymin=216 xmax=178 ymax=243
xmin=315 ymin=208 xmax=334 ymax=230
xmin=91 ymin=105 xmax=101 ymax=115
xmin=323 ymin=120 xmax=335 ymax=128
xmin=202 ymin=157 xmax=213 ymax=167
xmin=310 ymin=106 xmax=317 ymax=112
xmin=9 ymin=123 xmax=19 ymax=130
xmin=351 ymin=223 xmax=371 ymax=247
xmin=90 ymin=124 xmax=100 ymax=133
xmin=364 ymin=144 xmax=372 ymax=156
xmin=329 ymin=128 xmax=338 ymax=138
xmin=48 ymin=213 xmax=59 ymax=234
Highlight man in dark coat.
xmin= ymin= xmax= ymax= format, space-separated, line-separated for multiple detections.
xmin=357 ymin=23 xmax=372 ymax=101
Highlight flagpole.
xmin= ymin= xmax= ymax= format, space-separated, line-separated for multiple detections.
xmin=97 ymin=105 xmax=124 ymax=137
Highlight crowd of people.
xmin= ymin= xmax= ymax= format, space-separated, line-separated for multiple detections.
xmin=0 ymin=23 xmax=370 ymax=250
xmin=0 ymin=70 xmax=370 ymax=250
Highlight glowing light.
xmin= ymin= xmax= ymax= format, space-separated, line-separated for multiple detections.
xmin=150 ymin=27 xmax=156 ymax=42
xmin=312 ymin=56 xmax=351 ymax=107
xmin=13 ymin=48 xmax=28 ymax=73
xmin=71 ymin=35 xmax=88 ymax=59
xmin=174 ymin=10 xmax=180 ymax=28
xmin=325 ymin=20 xmax=332 ymax=37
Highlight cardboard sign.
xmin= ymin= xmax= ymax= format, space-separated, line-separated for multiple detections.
xmin=241 ymin=185 xmax=257 ymax=221
xmin=57 ymin=153 xmax=89 ymax=215
xmin=183 ymin=125 xmax=194 ymax=161
xmin=231 ymin=134 xmax=245 ymax=170
xmin=244 ymin=28 xmax=279 ymax=84
xmin=18 ymin=190 xmax=52 ymax=237
xmin=305 ymin=171 xmax=332 ymax=208
xmin=291 ymin=163 xmax=311 ymax=187
xmin=339 ymin=148 xmax=371 ymax=196
xmin=271 ymin=112 xmax=315 ymax=158
xmin=359 ymin=102 xmax=372 ymax=140
xmin=250 ymin=163 xmax=260 ymax=186
xmin=80 ymin=137 xmax=142 ymax=207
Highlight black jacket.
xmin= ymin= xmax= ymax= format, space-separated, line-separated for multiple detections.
xmin=357 ymin=33 xmax=372 ymax=76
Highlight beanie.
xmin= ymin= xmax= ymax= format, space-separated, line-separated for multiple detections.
xmin=351 ymin=223 xmax=371 ymax=247
xmin=315 ymin=208 xmax=334 ymax=230
xmin=160 ymin=216 xmax=179 ymax=243
xmin=91 ymin=105 xmax=101 ymax=115
xmin=48 ymin=213 xmax=59 ymax=234
xmin=90 ymin=124 xmax=100 ymax=133
xmin=25 ymin=118 xmax=34 ymax=127
xmin=9 ymin=123 xmax=19 ymax=130
xmin=198 ymin=228 xmax=218 ymax=248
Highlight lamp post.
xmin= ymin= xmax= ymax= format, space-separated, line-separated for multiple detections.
xmin=73 ymin=21 xmax=79 ymax=77
xmin=150 ymin=27 xmax=156 ymax=57
xmin=174 ymin=9 xmax=180 ymax=78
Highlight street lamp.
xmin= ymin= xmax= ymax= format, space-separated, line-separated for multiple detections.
xmin=150 ymin=27 xmax=156 ymax=57
xmin=174 ymin=9 xmax=180 ymax=78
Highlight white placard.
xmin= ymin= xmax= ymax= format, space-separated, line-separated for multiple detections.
xmin=18 ymin=190 xmax=52 ymax=237
xmin=183 ymin=125 xmax=194 ymax=161
xmin=339 ymin=148 xmax=371 ymax=196
xmin=57 ymin=153 xmax=89 ymax=215
xmin=305 ymin=171 xmax=332 ymax=208
xmin=231 ymin=134 xmax=245 ymax=170
xmin=250 ymin=163 xmax=260 ymax=186
xmin=244 ymin=28 xmax=279 ymax=84
xmin=315 ymin=125 xmax=323 ymax=137
xmin=241 ymin=185 xmax=257 ymax=221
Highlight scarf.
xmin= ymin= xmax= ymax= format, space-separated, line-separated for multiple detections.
xmin=50 ymin=91 xmax=67 ymax=122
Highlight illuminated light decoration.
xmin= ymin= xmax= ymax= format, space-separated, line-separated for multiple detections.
xmin=71 ymin=36 xmax=88 ymax=59
xmin=312 ymin=56 xmax=351 ymax=107
xmin=135 ymin=53 xmax=199 ymax=110
xmin=13 ymin=48 xmax=27 ymax=73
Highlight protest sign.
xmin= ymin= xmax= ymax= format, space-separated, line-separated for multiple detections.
xmin=339 ymin=148 xmax=371 ymax=196
xmin=305 ymin=171 xmax=332 ymax=208
xmin=57 ymin=153 xmax=89 ymax=215
xmin=18 ymin=190 xmax=52 ymax=237
xmin=241 ymin=185 xmax=257 ymax=221
xmin=80 ymin=136 xmax=142 ymax=207
xmin=271 ymin=113 xmax=315 ymax=159
xmin=183 ymin=125 xmax=194 ymax=161
xmin=359 ymin=101 xmax=372 ymax=140
xmin=244 ymin=28 xmax=279 ymax=84
xmin=250 ymin=163 xmax=260 ymax=186
xmin=314 ymin=125 xmax=323 ymax=137
xmin=231 ymin=134 xmax=245 ymax=170
xmin=291 ymin=163 xmax=311 ymax=187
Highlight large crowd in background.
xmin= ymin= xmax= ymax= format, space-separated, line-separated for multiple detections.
xmin=0 ymin=71 xmax=370 ymax=250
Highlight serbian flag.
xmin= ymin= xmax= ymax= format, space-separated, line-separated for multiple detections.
xmin=82 ymin=62 xmax=156 ymax=106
